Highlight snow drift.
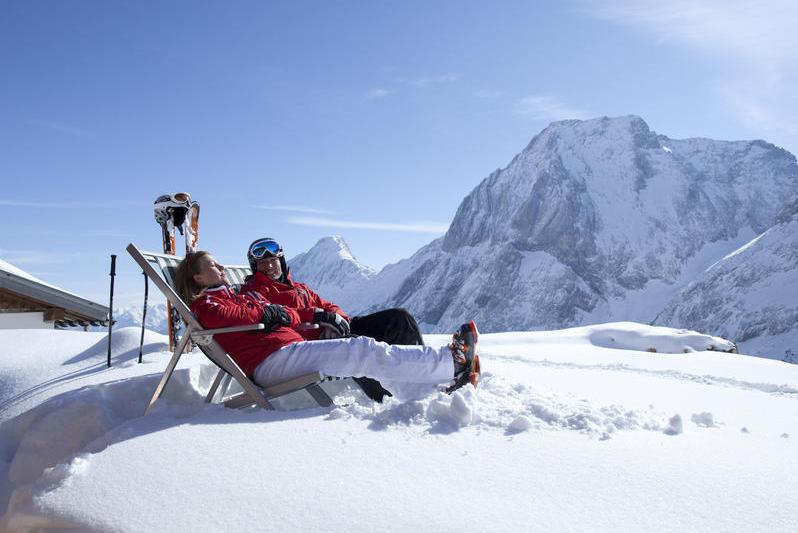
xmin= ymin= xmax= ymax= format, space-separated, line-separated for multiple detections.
xmin=1 ymin=324 xmax=796 ymax=532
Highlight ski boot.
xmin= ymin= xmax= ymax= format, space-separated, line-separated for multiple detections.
xmin=445 ymin=320 xmax=481 ymax=394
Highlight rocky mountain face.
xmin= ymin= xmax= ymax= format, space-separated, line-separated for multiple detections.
xmin=655 ymin=191 xmax=798 ymax=361
xmin=304 ymin=116 xmax=796 ymax=359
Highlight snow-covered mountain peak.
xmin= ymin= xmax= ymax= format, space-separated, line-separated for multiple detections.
xmin=287 ymin=236 xmax=375 ymax=311
xmin=290 ymin=236 xmax=375 ymax=279
xmin=309 ymin=235 xmax=361 ymax=265
xmin=442 ymin=115 xmax=795 ymax=279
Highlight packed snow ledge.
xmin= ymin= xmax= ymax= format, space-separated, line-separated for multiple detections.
xmin=1 ymin=323 xmax=796 ymax=532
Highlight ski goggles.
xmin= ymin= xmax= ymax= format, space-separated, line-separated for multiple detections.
xmin=154 ymin=192 xmax=192 ymax=206
xmin=248 ymin=239 xmax=283 ymax=259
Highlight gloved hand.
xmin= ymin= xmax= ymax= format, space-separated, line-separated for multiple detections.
xmin=260 ymin=304 xmax=291 ymax=332
xmin=319 ymin=326 xmax=340 ymax=340
xmin=313 ymin=310 xmax=350 ymax=337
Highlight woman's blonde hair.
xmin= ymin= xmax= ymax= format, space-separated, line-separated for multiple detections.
xmin=173 ymin=251 xmax=211 ymax=304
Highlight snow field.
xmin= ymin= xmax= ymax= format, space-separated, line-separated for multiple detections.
xmin=1 ymin=323 xmax=797 ymax=532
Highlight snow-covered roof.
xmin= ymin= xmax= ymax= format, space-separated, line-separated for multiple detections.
xmin=0 ymin=258 xmax=109 ymax=324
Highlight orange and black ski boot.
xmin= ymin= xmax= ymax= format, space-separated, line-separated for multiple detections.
xmin=445 ymin=320 xmax=481 ymax=394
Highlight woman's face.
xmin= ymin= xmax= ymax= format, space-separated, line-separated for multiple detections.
xmin=256 ymin=256 xmax=283 ymax=280
xmin=192 ymin=254 xmax=227 ymax=288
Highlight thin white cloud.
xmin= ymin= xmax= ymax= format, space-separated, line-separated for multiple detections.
xmin=0 ymin=249 xmax=67 ymax=265
xmin=578 ymin=0 xmax=796 ymax=67
xmin=0 ymin=199 xmax=93 ymax=208
xmin=370 ymin=72 xmax=461 ymax=99
xmin=514 ymin=94 xmax=589 ymax=121
xmin=400 ymin=73 xmax=461 ymax=88
xmin=252 ymin=205 xmax=335 ymax=215
xmin=82 ymin=231 xmax=134 ymax=238
xmin=577 ymin=0 xmax=798 ymax=148
xmin=15 ymin=228 xmax=132 ymax=238
xmin=287 ymin=216 xmax=448 ymax=234
xmin=28 ymin=119 xmax=95 ymax=138
xmin=474 ymin=89 xmax=506 ymax=99
xmin=0 ymin=199 xmax=148 ymax=208
xmin=366 ymin=88 xmax=393 ymax=99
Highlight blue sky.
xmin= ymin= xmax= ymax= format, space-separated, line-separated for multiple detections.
xmin=1 ymin=0 xmax=796 ymax=308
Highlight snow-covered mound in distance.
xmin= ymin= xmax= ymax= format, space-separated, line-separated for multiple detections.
xmin=1 ymin=323 xmax=796 ymax=532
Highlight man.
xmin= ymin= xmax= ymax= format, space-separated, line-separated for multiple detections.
xmin=240 ymin=237 xmax=424 ymax=401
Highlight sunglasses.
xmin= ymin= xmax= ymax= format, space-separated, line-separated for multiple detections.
xmin=249 ymin=239 xmax=283 ymax=259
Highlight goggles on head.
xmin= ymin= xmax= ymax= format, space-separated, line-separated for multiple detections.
xmin=248 ymin=239 xmax=283 ymax=260
xmin=154 ymin=192 xmax=192 ymax=207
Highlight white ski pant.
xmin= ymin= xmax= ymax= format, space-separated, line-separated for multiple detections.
xmin=253 ymin=336 xmax=455 ymax=388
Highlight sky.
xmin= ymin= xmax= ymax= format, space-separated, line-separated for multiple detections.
xmin=1 ymin=0 xmax=797 ymax=308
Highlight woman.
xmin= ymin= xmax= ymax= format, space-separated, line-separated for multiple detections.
xmin=174 ymin=251 xmax=480 ymax=396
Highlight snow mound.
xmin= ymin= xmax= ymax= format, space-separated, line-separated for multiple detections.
xmin=331 ymin=370 xmax=679 ymax=440
xmin=664 ymin=414 xmax=683 ymax=435
xmin=586 ymin=322 xmax=736 ymax=354
xmin=691 ymin=412 xmax=717 ymax=428
xmin=65 ymin=327 xmax=169 ymax=364
xmin=0 ymin=329 xmax=170 ymax=422
xmin=0 ymin=365 xmax=214 ymax=517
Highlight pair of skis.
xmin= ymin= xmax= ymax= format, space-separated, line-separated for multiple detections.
xmin=154 ymin=192 xmax=200 ymax=349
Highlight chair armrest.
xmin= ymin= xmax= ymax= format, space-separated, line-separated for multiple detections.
xmin=191 ymin=324 xmax=265 ymax=345
xmin=296 ymin=322 xmax=320 ymax=331
xmin=194 ymin=324 xmax=266 ymax=336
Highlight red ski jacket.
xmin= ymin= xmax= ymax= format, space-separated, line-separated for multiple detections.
xmin=189 ymin=285 xmax=305 ymax=376
xmin=241 ymin=271 xmax=349 ymax=341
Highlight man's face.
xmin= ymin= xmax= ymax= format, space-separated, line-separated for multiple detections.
xmin=257 ymin=256 xmax=283 ymax=280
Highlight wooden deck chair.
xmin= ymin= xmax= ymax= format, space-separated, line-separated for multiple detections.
xmin=126 ymin=243 xmax=365 ymax=414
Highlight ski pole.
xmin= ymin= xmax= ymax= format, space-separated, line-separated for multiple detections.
xmin=107 ymin=254 xmax=117 ymax=368
xmin=138 ymin=270 xmax=148 ymax=363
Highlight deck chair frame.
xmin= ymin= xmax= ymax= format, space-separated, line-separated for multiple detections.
xmin=126 ymin=243 xmax=354 ymax=414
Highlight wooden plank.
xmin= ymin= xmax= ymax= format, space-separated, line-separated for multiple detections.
xmin=262 ymin=372 xmax=325 ymax=397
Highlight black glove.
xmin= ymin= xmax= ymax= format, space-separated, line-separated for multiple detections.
xmin=260 ymin=304 xmax=291 ymax=332
xmin=313 ymin=310 xmax=350 ymax=337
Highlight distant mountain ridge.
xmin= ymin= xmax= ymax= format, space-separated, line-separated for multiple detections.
xmin=292 ymin=116 xmax=797 ymax=360
xmin=111 ymin=304 xmax=170 ymax=334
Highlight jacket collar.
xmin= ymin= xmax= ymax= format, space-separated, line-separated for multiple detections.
xmin=253 ymin=270 xmax=293 ymax=286
xmin=204 ymin=284 xmax=232 ymax=295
